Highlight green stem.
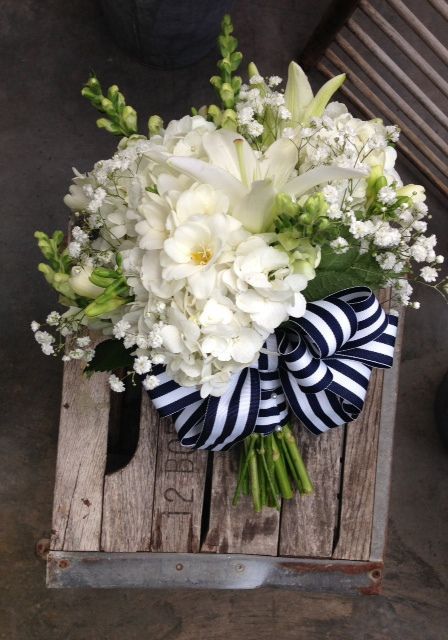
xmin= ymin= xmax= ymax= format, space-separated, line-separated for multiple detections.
xmin=284 ymin=424 xmax=314 ymax=494
xmin=276 ymin=430 xmax=304 ymax=493
xmin=249 ymin=436 xmax=262 ymax=512
xmin=259 ymin=438 xmax=281 ymax=510
xmin=270 ymin=433 xmax=294 ymax=499
xmin=232 ymin=436 xmax=255 ymax=506
xmin=242 ymin=439 xmax=250 ymax=496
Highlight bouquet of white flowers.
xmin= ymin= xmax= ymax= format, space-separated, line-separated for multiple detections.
xmin=33 ymin=16 xmax=446 ymax=512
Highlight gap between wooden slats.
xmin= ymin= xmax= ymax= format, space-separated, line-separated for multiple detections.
xmin=50 ymin=336 xmax=110 ymax=552
xmin=201 ymin=449 xmax=280 ymax=556
xmin=279 ymin=422 xmax=344 ymax=558
xmin=101 ymin=393 xmax=159 ymax=552
xmin=150 ymin=419 xmax=208 ymax=552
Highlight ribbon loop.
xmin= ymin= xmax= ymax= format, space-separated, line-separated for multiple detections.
xmin=147 ymin=288 xmax=398 ymax=450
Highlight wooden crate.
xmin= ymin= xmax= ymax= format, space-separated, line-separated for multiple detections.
xmin=46 ymin=307 xmax=403 ymax=592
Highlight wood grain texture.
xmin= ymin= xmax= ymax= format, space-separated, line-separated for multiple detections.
xmin=150 ymin=419 xmax=208 ymax=552
xmin=332 ymin=368 xmax=384 ymax=560
xmin=201 ymin=449 xmax=280 ymax=556
xmin=279 ymin=422 xmax=344 ymax=558
xmin=50 ymin=339 xmax=110 ymax=552
xmin=101 ymin=392 xmax=159 ymax=551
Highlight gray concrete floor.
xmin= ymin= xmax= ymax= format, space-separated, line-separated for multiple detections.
xmin=1 ymin=1 xmax=447 ymax=638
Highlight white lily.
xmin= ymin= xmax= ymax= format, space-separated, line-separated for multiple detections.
xmin=284 ymin=61 xmax=346 ymax=127
xmin=167 ymin=129 xmax=367 ymax=233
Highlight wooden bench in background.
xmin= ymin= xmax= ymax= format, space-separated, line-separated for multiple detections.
xmin=46 ymin=292 xmax=404 ymax=592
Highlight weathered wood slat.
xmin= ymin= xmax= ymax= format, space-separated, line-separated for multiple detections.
xmin=279 ymin=422 xmax=344 ymax=558
xmin=150 ymin=419 xmax=208 ymax=552
xmin=101 ymin=393 xmax=159 ymax=551
xmin=332 ymin=367 xmax=384 ymax=560
xmin=332 ymin=291 xmax=392 ymax=561
xmin=50 ymin=340 xmax=110 ymax=552
xmin=201 ymin=449 xmax=280 ymax=556
xmin=370 ymin=308 xmax=405 ymax=561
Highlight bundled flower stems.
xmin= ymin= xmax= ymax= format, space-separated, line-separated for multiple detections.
xmin=33 ymin=15 xmax=446 ymax=513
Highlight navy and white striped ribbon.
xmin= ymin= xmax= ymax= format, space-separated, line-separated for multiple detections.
xmin=148 ymin=287 xmax=398 ymax=450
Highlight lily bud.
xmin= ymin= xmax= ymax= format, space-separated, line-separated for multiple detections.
xmin=69 ymin=266 xmax=104 ymax=299
xmin=284 ymin=61 xmax=314 ymax=127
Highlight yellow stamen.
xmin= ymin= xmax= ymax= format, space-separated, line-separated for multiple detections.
xmin=191 ymin=247 xmax=212 ymax=265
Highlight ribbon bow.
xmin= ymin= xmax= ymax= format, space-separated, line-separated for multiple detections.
xmin=148 ymin=287 xmax=398 ymax=451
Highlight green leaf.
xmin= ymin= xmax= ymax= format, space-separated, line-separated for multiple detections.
xmin=305 ymin=245 xmax=385 ymax=301
xmin=304 ymin=271 xmax=362 ymax=301
xmin=318 ymin=246 xmax=359 ymax=271
xmin=85 ymin=339 xmax=134 ymax=376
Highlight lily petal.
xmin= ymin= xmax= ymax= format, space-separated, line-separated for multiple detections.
xmin=263 ymin=138 xmax=298 ymax=189
xmin=233 ymin=180 xmax=276 ymax=233
xmin=283 ymin=166 xmax=368 ymax=198
xmin=284 ymin=61 xmax=314 ymax=126
xmin=167 ymin=156 xmax=247 ymax=206
xmin=203 ymin=129 xmax=258 ymax=184
xmin=301 ymin=74 xmax=346 ymax=125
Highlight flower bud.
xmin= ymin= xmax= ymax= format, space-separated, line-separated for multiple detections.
xmin=220 ymin=82 xmax=234 ymax=107
xmin=304 ymin=193 xmax=328 ymax=219
xmin=69 ymin=266 xmax=104 ymax=299
xmin=396 ymin=184 xmax=426 ymax=203
xmin=148 ymin=115 xmax=163 ymax=136
xmin=84 ymin=297 xmax=127 ymax=318
xmin=96 ymin=118 xmax=122 ymax=135
xmin=221 ymin=109 xmax=237 ymax=130
xmin=122 ymin=106 xmax=137 ymax=133
xmin=207 ymin=105 xmax=222 ymax=126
